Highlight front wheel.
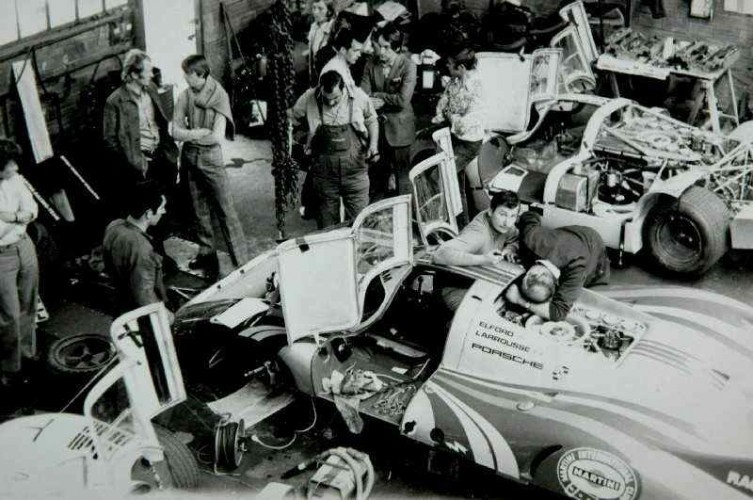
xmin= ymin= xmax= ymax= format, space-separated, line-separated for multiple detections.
xmin=645 ymin=187 xmax=730 ymax=277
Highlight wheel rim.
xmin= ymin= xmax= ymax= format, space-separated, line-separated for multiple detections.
xmin=53 ymin=335 xmax=116 ymax=372
xmin=655 ymin=212 xmax=704 ymax=265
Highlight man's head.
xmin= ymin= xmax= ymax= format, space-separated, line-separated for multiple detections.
xmin=446 ymin=47 xmax=477 ymax=77
xmin=127 ymin=183 xmax=167 ymax=227
xmin=319 ymin=70 xmax=345 ymax=107
xmin=122 ymin=49 xmax=153 ymax=88
xmin=488 ymin=190 xmax=520 ymax=236
xmin=521 ymin=262 xmax=558 ymax=303
xmin=311 ymin=0 xmax=334 ymax=22
xmin=0 ymin=139 xmax=21 ymax=181
xmin=181 ymin=54 xmax=211 ymax=90
xmin=373 ymin=23 xmax=402 ymax=66
xmin=332 ymin=29 xmax=364 ymax=65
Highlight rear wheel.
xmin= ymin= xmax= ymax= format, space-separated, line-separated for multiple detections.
xmin=645 ymin=187 xmax=729 ymax=276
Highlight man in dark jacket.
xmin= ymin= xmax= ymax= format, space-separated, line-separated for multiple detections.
xmin=103 ymin=183 xmax=172 ymax=321
xmin=505 ymin=211 xmax=610 ymax=321
xmin=360 ymin=22 xmax=416 ymax=199
xmin=102 ymin=49 xmax=178 ymax=209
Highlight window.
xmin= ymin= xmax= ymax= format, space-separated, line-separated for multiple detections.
xmin=1 ymin=0 xmax=129 ymax=45
xmin=724 ymin=0 xmax=753 ymax=13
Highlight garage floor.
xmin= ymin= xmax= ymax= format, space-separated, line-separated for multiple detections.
xmin=22 ymin=135 xmax=753 ymax=498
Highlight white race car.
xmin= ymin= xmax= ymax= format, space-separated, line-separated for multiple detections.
xmin=173 ymin=157 xmax=753 ymax=500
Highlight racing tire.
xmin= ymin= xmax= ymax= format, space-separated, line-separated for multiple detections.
xmin=154 ymin=425 xmax=201 ymax=489
xmin=46 ymin=333 xmax=117 ymax=378
xmin=645 ymin=187 xmax=730 ymax=277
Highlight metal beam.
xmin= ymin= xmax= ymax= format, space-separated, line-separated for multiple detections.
xmin=0 ymin=7 xmax=130 ymax=63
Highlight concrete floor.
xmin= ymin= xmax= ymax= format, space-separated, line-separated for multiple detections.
xmin=30 ymin=135 xmax=753 ymax=499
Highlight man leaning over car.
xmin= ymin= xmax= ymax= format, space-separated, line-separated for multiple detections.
xmin=433 ymin=190 xmax=520 ymax=310
xmin=504 ymin=210 xmax=610 ymax=321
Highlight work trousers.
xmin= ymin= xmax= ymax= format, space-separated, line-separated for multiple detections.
xmin=451 ymin=136 xmax=482 ymax=228
xmin=0 ymin=235 xmax=38 ymax=374
xmin=370 ymin=143 xmax=411 ymax=202
xmin=182 ymin=144 xmax=248 ymax=267
xmin=313 ymin=152 xmax=369 ymax=229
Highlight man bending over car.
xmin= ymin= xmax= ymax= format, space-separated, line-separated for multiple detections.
xmin=505 ymin=211 xmax=610 ymax=321
xmin=433 ymin=190 xmax=520 ymax=310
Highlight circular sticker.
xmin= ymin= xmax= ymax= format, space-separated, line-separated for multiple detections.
xmin=557 ymin=448 xmax=639 ymax=500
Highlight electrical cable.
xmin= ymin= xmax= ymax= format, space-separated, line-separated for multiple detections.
xmin=294 ymin=397 xmax=317 ymax=433
xmin=305 ymin=447 xmax=375 ymax=500
xmin=58 ymin=355 xmax=119 ymax=413
xmin=251 ymin=432 xmax=297 ymax=450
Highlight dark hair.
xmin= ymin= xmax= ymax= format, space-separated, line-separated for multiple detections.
xmin=374 ymin=22 xmax=403 ymax=51
xmin=331 ymin=28 xmax=358 ymax=51
xmin=122 ymin=49 xmax=151 ymax=82
xmin=181 ymin=54 xmax=211 ymax=78
xmin=449 ymin=47 xmax=477 ymax=71
xmin=312 ymin=0 xmax=335 ymax=18
xmin=319 ymin=70 xmax=344 ymax=94
xmin=126 ymin=182 xmax=164 ymax=219
xmin=490 ymin=190 xmax=519 ymax=211
xmin=0 ymin=139 xmax=22 ymax=171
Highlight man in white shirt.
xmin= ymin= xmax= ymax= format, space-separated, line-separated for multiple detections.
xmin=0 ymin=140 xmax=39 ymax=391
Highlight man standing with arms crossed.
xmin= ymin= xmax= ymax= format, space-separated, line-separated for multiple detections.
xmin=102 ymin=49 xmax=178 ymax=213
xmin=173 ymin=55 xmax=247 ymax=277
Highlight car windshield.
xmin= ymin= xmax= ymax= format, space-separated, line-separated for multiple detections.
xmin=413 ymin=165 xmax=452 ymax=229
xmin=355 ymin=209 xmax=398 ymax=277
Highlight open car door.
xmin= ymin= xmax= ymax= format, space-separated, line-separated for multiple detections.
xmin=278 ymin=196 xmax=413 ymax=344
xmin=410 ymin=152 xmax=462 ymax=246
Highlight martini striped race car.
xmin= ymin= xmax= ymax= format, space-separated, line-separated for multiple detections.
xmin=174 ymin=180 xmax=753 ymax=499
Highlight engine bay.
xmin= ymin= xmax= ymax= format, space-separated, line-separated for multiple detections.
xmin=495 ymin=300 xmax=646 ymax=362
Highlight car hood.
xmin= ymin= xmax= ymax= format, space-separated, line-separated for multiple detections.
xmin=574 ymin=286 xmax=753 ymax=459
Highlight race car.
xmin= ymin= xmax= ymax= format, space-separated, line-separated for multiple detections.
xmin=0 ymin=303 xmax=200 ymax=496
xmin=173 ymin=156 xmax=753 ymax=500
xmin=481 ymin=95 xmax=753 ymax=277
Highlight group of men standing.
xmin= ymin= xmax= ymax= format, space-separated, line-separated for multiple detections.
xmin=101 ymin=49 xmax=247 ymax=314
xmin=292 ymin=19 xmax=416 ymax=229
xmin=295 ymin=10 xmax=610 ymax=318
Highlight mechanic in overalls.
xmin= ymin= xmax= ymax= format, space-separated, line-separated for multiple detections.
xmin=291 ymin=67 xmax=379 ymax=228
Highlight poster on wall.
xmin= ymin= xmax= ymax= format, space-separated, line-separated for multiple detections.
xmin=690 ymin=0 xmax=715 ymax=18
xmin=724 ymin=0 xmax=753 ymax=13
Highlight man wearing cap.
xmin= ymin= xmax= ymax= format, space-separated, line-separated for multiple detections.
xmin=504 ymin=211 xmax=610 ymax=321
xmin=433 ymin=190 xmax=520 ymax=310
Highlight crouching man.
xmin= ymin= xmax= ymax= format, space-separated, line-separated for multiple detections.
xmin=505 ymin=211 xmax=610 ymax=321
xmin=103 ymin=183 xmax=173 ymax=323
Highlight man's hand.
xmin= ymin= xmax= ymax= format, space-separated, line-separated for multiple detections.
xmin=431 ymin=115 xmax=445 ymax=125
xmin=499 ymin=245 xmax=519 ymax=263
xmin=504 ymin=283 xmax=524 ymax=305
xmin=484 ymin=250 xmax=505 ymax=266
xmin=167 ymin=310 xmax=175 ymax=325
xmin=367 ymin=143 xmax=379 ymax=161
xmin=370 ymin=97 xmax=385 ymax=110
xmin=193 ymin=128 xmax=213 ymax=140
xmin=15 ymin=211 xmax=34 ymax=224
